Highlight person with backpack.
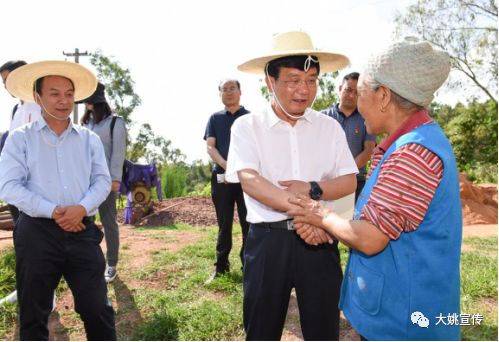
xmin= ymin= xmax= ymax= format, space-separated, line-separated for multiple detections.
xmin=0 ymin=60 xmax=42 ymax=222
xmin=80 ymin=82 xmax=126 ymax=283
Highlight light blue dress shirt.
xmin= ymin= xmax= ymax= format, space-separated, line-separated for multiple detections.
xmin=0 ymin=117 xmax=111 ymax=218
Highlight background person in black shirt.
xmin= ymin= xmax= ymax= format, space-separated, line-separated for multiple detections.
xmin=203 ymin=79 xmax=250 ymax=283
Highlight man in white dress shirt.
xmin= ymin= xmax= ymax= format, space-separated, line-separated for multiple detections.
xmin=226 ymin=31 xmax=358 ymax=340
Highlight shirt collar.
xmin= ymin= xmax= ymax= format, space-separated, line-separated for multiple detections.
xmin=264 ymin=103 xmax=313 ymax=128
xmin=224 ymin=105 xmax=247 ymax=116
xmin=35 ymin=115 xmax=79 ymax=135
xmin=334 ymin=103 xmax=360 ymax=118
xmin=378 ymin=109 xmax=433 ymax=151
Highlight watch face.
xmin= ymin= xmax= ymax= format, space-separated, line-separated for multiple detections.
xmin=309 ymin=182 xmax=323 ymax=200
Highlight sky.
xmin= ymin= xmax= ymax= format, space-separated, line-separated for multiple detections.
xmin=0 ymin=0 xmax=456 ymax=163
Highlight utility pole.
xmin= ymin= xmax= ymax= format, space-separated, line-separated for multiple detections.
xmin=63 ymin=48 xmax=90 ymax=123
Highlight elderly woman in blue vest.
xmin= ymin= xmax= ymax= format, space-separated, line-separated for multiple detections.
xmin=80 ymin=82 xmax=126 ymax=283
xmin=287 ymin=38 xmax=462 ymax=340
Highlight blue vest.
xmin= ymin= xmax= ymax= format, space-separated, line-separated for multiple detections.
xmin=339 ymin=123 xmax=462 ymax=340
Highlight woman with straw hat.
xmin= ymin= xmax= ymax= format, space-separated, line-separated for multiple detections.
xmin=225 ymin=31 xmax=357 ymax=340
xmin=288 ymin=38 xmax=462 ymax=340
xmin=0 ymin=61 xmax=116 ymax=340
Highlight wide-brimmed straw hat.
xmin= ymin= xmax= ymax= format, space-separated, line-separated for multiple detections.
xmin=238 ymin=31 xmax=350 ymax=74
xmin=6 ymin=60 xmax=97 ymax=102
xmin=365 ymin=38 xmax=450 ymax=107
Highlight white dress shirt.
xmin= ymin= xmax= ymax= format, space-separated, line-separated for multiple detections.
xmin=9 ymin=102 xmax=42 ymax=131
xmin=226 ymin=105 xmax=357 ymax=223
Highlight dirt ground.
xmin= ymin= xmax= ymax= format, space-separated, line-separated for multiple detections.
xmin=0 ymin=180 xmax=497 ymax=340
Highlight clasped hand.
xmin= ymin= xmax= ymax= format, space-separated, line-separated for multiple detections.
xmin=280 ymin=180 xmax=335 ymax=246
xmin=52 ymin=205 xmax=87 ymax=232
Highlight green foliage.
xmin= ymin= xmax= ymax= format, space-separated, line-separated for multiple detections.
xmin=433 ymin=99 xmax=498 ymax=183
xmin=132 ymin=225 xmax=244 ymax=340
xmin=396 ymin=0 xmax=498 ymax=103
xmin=0 ymin=248 xmax=17 ymax=339
xmin=460 ymin=238 xmax=498 ymax=341
xmin=0 ymin=249 xmax=15 ymax=298
xmin=184 ymin=160 xmax=212 ymax=196
xmin=90 ymin=51 xmax=142 ymax=125
xmin=159 ymin=160 xmax=211 ymax=198
xmin=461 ymin=252 xmax=498 ymax=298
xmin=259 ymin=72 xmax=339 ymax=110
xmin=313 ymin=72 xmax=339 ymax=111
xmin=128 ymin=123 xmax=185 ymax=165
xmin=161 ymin=164 xmax=187 ymax=198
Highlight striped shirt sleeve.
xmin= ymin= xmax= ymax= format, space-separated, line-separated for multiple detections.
xmin=360 ymin=143 xmax=444 ymax=240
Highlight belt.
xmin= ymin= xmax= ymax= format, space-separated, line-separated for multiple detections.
xmin=82 ymin=216 xmax=95 ymax=225
xmin=254 ymin=219 xmax=295 ymax=230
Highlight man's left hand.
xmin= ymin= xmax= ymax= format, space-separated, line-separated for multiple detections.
xmin=54 ymin=205 xmax=87 ymax=232
xmin=279 ymin=180 xmax=310 ymax=196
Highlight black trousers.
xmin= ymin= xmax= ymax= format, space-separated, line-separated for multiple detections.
xmin=243 ymin=224 xmax=342 ymax=340
xmin=14 ymin=213 xmax=116 ymax=341
xmin=211 ymin=171 xmax=250 ymax=271
xmin=8 ymin=204 xmax=20 ymax=223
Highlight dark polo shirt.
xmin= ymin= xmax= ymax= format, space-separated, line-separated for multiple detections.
xmin=322 ymin=103 xmax=375 ymax=180
xmin=204 ymin=106 xmax=250 ymax=172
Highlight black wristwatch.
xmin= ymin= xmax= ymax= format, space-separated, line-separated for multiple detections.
xmin=309 ymin=181 xmax=323 ymax=200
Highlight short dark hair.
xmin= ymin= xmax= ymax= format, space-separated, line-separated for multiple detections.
xmin=218 ymin=79 xmax=241 ymax=91
xmin=0 ymin=60 xmax=27 ymax=73
xmin=33 ymin=76 xmax=75 ymax=96
xmin=266 ymin=55 xmax=320 ymax=79
xmin=343 ymin=72 xmax=359 ymax=82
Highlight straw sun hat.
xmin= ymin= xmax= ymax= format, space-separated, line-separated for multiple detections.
xmin=6 ymin=60 xmax=97 ymax=102
xmin=238 ymin=31 xmax=350 ymax=74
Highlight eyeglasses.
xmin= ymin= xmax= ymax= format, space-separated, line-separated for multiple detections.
xmin=281 ymin=79 xmax=318 ymax=89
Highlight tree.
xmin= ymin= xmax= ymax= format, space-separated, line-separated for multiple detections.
xmin=259 ymin=72 xmax=340 ymax=110
xmin=90 ymin=50 xmax=142 ymax=124
xmin=396 ymin=0 xmax=498 ymax=104
xmin=444 ymin=99 xmax=498 ymax=166
xmin=127 ymin=123 xmax=186 ymax=165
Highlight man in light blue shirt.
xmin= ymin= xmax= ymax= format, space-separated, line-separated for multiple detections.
xmin=0 ymin=61 xmax=116 ymax=340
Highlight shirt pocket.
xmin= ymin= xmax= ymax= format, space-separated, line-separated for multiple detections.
xmin=350 ymin=256 xmax=385 ymax=315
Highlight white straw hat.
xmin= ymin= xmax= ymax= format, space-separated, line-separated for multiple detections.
xmin=365 ymin=38 xmax=451 ymax=107
xmin=6 ymin=60 xmax=97 ymax=102
xmin=238 ymin=31 xmax=350 ymax=74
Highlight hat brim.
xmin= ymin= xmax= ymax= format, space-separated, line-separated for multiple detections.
xmin=6 ymin=60 xmax=97 ymax=102
xmin=238 ymin=50 xmax=350 ymax=74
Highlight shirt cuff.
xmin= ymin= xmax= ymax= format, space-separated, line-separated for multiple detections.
xmin=77 ymin=200 xmax=91 ymax=216
xmin=39 ymin=201 xmax=57 ymax=219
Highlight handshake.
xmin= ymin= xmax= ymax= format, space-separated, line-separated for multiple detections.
xmin=287 ymin=194 xmax=338 ymax=246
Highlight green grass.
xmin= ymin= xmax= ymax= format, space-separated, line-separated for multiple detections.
xmin=460 ymin=236 xmax=498 ymax=341
xmin=0 ymin=249 xmax=16 ymax=339
xmin=0 ymin=228 xmax=497 ymax=340
xmin=130 ymin=226 xmax=244 ymax=340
